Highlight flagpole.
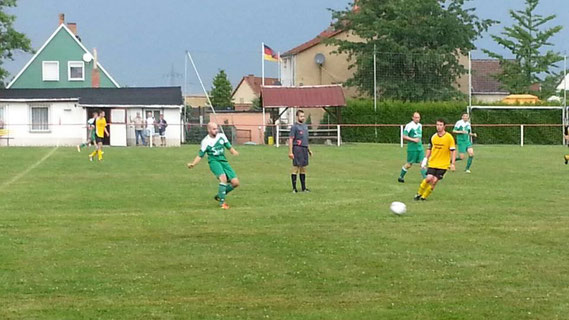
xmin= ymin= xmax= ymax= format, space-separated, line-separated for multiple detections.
xmin=277 ymin=51 xmax=281 ymax=82
xmin=261 ymin=42 xmax=265 ymax=86
xmin=261 ymin=42 xmax=266 ymax=144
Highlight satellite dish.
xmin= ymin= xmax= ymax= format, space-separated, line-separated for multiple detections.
xmin=82 ymin=53 xmax=93 ymax=62
xmin=314 ymin=53 xmax=325 ymax=66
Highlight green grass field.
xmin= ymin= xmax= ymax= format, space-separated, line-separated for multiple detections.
xmin=0 ymin=144 xmax=568 ymax=319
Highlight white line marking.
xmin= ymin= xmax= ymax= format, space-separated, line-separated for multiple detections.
xmin=0 ymin=147 xmax=59 ymax=190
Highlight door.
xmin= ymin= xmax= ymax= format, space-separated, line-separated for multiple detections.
xmin=110 ymin=108 xmax=127 ymax=146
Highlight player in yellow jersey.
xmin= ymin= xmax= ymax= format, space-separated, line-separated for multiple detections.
xmin=89 ymin=110 xmax=109 ymax=162
xmin=414 ymin=118 xmax=456 ymax=201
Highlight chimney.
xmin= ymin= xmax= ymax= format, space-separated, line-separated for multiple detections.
xmin=91 ymin=48 xmax=100 ymax=88
xmin=67 ymin=22 xmax=77 ymax=35
xmin=59 ymin=13 xmax=65 ymax=25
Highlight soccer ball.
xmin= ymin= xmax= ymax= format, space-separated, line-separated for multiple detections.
xmin=390 ymin=201 xmax=407 ymax=215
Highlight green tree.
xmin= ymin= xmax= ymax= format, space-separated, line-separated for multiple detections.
xmin=0 ymin=0 xmax=33 ymax=87
xmin=250 ymin=97 xmax=262 ymax=111
xmin=328 ymin=0 xmax=494 ymax=101
xmin=482 ymin=0 xmax=563 ymax=98
xmin=210 ymin=70 xmax=234 ymax=108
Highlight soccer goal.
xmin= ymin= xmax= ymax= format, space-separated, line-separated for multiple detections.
xmin=468 ymin=105 xmax=567 ymax=146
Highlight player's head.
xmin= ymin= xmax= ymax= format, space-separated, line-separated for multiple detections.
xmin=462 ymin=112 xmax=469 ymax=122
xmin=207 ymin=122 xmax=218 ymax=137
xmin=92 ymin=111 xmax=98 ymax=117
xmin=436 ymin=118 xmax=446 ymax=133
xmin=296 ymin=110 xmax=305 ymax=123
xmin=412 ymin=112 xmax=421 ymax=123
xmin=147 ymin=112 xmax=152 ymax=117
xmin=136 ymin=112 xmax=140 ymax=117
xmin=160 ymin=114 xmax=164 ymax=119
xmin=99 ymin=110 xmax=105 ymax=117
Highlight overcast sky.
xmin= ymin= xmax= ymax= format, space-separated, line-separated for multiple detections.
xmin=4 ymin=0 xmax=569 ymax=94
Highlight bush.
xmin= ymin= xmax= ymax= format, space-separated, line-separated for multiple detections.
xmin=332 ymin=99 xmax=563 ymax=145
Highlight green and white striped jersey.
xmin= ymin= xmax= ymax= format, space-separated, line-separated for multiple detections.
xmin=198 ymin=133 xmax=232 ymax=163
xmin=453 ymin=120 xmax=471 ymax=144
xmin=403 ymin=121 xmax=423 ymax=152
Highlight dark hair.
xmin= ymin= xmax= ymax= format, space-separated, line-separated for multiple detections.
xmin=462 ymin=112 xmax=469 ymax=116
xmin=436 ymin=118 xmax=446 ymax=125
xmin=296 ymin=110 xmax=304 ymax=116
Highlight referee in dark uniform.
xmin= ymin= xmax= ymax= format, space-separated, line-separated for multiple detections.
xmin=288 ymin=110 xmax=313 ymax=192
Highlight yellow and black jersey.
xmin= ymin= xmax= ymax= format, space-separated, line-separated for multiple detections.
xmin=428 ymin=132 xmax=455 ymax=169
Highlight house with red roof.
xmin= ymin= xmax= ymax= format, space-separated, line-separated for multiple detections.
xmin=232 ymin=75 xmax=279 ymax=111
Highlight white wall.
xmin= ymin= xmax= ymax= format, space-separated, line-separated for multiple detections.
xmin=3 ymin=101 xmax=86 ymax=146
xmin=1 ymin=103 xmax=183 ymax=147
xmin=280 ymin=56 xmax=295 ymax=87
xmin=126 ymin=107 xmax=182 ymax=147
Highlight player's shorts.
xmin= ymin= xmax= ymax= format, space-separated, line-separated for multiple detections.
xmin=89 ymin=130 xmax=96 ymax=141
xmin=159 ymin=130 xmax=166 ymax=137
xmin=458 ymin=141 xmax=473 ymax=153
xmin=292 ymin=145 xmax=309 ymax=167
xmin=406 ymin=149 xmax=425 ymax=164
xmin=209 ymin=160 xmax=237 ymax=180
xmin=95 ymin=136 xmax=104 ymax=144
xmin=426 ymin=167 xmax=447 ymax=180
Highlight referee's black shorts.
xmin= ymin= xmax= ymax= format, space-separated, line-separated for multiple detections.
xmin=427 ymin=167 xmax=447 ymax=180
xmin=95 ymin=136 xmax=104 ymax=144
xmin=292 ymin=145 xmax=309 ymax=167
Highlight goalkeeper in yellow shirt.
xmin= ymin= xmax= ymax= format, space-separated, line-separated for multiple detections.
xmin=414 ymin=119 xmax=456 ymax=201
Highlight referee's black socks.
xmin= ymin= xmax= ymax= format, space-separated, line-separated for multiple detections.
xmin=300 ymin=174 xmax=306 ymax=191
xmin=291 ymin=174 xmax=298 ymax=191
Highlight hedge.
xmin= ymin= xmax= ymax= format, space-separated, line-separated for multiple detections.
xmin=330 ymin=100 xmax=563 ymax=145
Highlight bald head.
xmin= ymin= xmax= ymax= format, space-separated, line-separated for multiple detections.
xmin=412 ymin=112 xmax=421 ymax=124
xmin=207 ymin=122 xmax=219 ymax=137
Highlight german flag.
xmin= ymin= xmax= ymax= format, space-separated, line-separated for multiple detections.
xmin=264 ymin=44 xmax=279 ymax=62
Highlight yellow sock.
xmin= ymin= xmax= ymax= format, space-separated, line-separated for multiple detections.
xmin=89 ymin=150 xmax=97 ymax=157
xmin=417 ymin=179 xmax=428 ymax=195
xmin=97 ymin=149 xmax=103 ymax=160
xmin=422 ymin=185 xmax=433 ymax=199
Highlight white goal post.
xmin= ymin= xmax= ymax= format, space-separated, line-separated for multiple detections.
xmin=467 ymin=105 xmax=568 ymax=146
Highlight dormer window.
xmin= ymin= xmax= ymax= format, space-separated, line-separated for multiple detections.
xmin=42 ymin=61 xmax=59 ymax=81
xmin=68 ymin=61 xmax=84 ymax=81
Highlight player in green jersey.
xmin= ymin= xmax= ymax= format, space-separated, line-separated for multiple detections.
xmin=398 ymin=112 xmax=427 ymax=183
xmin=187 ymin=122 xmax=240 ymax=209
xmin=77 ymin=111 xmax=98 ymax=152
xmin=453 ymin=113 xmax=477 ymax=173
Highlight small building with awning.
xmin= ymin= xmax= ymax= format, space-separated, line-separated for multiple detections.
xmin=260 ymin=85 xmax=346 ymax=146
xmin=261 ymin=84 xmax=346 ymax=124
xmin=0 ymin=87 xmax=183 ymax=147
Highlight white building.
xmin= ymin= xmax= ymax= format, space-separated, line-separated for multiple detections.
xmin=0 ymin=87 xmax=184 ymax=147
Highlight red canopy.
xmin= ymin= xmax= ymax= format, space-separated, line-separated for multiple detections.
xmin=261 ymin=85 xmax=346 ymax=108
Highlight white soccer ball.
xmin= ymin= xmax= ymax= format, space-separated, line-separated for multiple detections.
xmin=390 ymin=201 xmax=407 ymax=215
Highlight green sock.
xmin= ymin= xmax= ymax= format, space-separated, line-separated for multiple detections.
xmin=466 ymin=156 xmax=473 ymax=170
xmin=420 ymin=168 xmax=427 ymax=179
xmin=456 ymin=156 xmax=463 ymax=161
xmin=399 ymin=167 xmax=408 ymax=179
xmin=80 ymin=143 xmax=87 ymax=148
xmin=217 ymin=183 xmax=227 ymax=205
xmin=226 ymin=184 xmax=234 ymax=195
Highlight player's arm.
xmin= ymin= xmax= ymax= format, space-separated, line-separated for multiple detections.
xmin=222 ymin=136 xmax=238 ymax=156
xmin=402 ymin=134 xmax=420 ymax=143
xmin=187 ymin=155 xmax=202 ymax=169
xmin=104 ymin=123 xmax=109 ymax=136
xmin=450 ymin=138 xmax=456 ymax=171
xmin=288 ymin=126 xmax=296 ymax=160
xmin=421 ymin=137 xmax=433 ymax=168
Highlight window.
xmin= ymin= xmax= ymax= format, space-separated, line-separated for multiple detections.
xmin=68 ymin=61 xmax=84 ymax=81
xmin=30 ymin=104 xmax=50 ymax=132
xmin=42 ymin=61 xmax=59 ymax=81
